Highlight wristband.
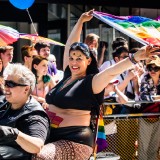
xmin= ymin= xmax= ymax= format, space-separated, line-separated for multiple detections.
xmin=128 ymin=53 xmax=138 ymax=64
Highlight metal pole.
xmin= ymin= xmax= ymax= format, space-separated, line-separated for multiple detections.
xmin=67 ymin=4 xmax=71 ymax=37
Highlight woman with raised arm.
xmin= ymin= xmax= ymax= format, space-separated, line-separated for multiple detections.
xmin=35 ymin=10 xmax=160 ymax=160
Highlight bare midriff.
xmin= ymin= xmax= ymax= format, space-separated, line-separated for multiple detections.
xmin=47 ymin=104 xmax=91 ymax=128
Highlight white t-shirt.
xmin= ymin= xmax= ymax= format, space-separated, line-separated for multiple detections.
xmin=99 ymin=59 xmax=134 ymax=99
xmin=99 ymin=59 xmax=116 ymax=72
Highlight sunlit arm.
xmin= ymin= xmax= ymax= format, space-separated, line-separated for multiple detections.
xmin=16 ymin=131 xmax=44 ymax=153
xmin=92 ymin=57 xmax=134 ymax=94
xmin=115 ymin=86 xmax=128 ymax=104
xmin=92 ymin=45 xmax=158 ymax=94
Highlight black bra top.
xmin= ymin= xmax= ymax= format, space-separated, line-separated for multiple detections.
xmin=46 ymin=74 xmax=104 ymax=111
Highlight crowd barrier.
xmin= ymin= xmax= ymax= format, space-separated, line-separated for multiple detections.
xmin=99 ymin=100 xmax=160 ymax=160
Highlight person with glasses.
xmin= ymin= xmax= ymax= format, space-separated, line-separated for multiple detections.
xmin=138 ymin=55 xmax=160 ymax=160
xmin=0 ymin=63 xmax=50 ymax=160
xmin=34 ymin=10 xmax=160 ymax=160
xmin=100 ymin=46 xmax=138 ymax=113
xmin=21 ymin=45 xmax=38 ymax=70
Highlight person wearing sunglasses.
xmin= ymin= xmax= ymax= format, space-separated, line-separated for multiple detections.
xmin=138 ymin=55 xmax=160 ymax=160
xmin=0 ymin=63 xmax=50 ymax=160
xmin=34 ymin=10 xmax=160 ymax=160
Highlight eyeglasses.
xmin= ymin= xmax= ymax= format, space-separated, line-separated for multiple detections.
xmin=147 ymin=66 xmax=160 ymax=72
xmin=70 ymin=42 xmax=90 ymax=58
xmin=4 ymin=80 xmax=28 ymax=88
xmin=119 ymin=55 xmax=129 ymax=59
xmin=32 ymin=55 xmax=38 ymax=59
xmin=27 ymin=55 xmax=37 ymax=59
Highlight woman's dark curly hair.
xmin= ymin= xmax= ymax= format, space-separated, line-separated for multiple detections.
xmin=86 ymin=50 xmax=99 ymax=75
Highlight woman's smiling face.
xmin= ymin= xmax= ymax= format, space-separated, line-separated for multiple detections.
xmin=69 ymin=50 xmax=91 ymax=77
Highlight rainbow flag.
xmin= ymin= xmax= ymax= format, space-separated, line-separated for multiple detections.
xmin=93 ymin=11 xmax=160 ymax=46
xmin=96 ymin=114 xmax=108 ymax=153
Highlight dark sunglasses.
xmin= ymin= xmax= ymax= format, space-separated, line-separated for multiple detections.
xmin=70 ymin=42 xmax=90 ymax=58
xmin=147 ymin=66 xmax=160 ymax=72
xmin=4 ymin=80 xmax=28 ymax=88
xmin=32 ymin=55 xmax=38 ymax=59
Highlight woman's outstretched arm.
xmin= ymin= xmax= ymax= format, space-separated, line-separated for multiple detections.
xmin=63 ymin=10 xmax=94 ymax=70
xmin=92 ymin=45 xmax=160 ymax=94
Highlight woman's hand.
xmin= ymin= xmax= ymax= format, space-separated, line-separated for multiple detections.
xmin=42 ymin=102 xmax=49 ymax=110
xmin=79 ymin=9 xmax=94 ymax=23
xmin=134 ymin=45 xmax=160 ymax=61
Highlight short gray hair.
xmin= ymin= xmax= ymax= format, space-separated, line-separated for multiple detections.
xmin=3 ymin=63 xmax=36 ymax=92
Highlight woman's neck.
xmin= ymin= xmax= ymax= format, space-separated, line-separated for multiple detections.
xmin=152 ymin=77 xmax=159 ymax=86
xmin=11 ymin=97 xmax=29 ymax=110
xmin=71 ymin=73 xmax=86 ymax=81
xmin=37 ymin=75 xmax=43 ymax=83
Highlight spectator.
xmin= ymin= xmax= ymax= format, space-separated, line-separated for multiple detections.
xmin=138 ymin=55 xmax=160 ymax=160
xmin=31 ymin=55 xmax=56 ymax=109
xmin=84 ymin=33 xmax=99 ymax=61
xmin=129 ymin=47 xmax=145 ymax=101
xmin=104 ymin=79 xmax=128 ymax=115
xmin=48 ymin=54 xmax=64 ymax=83
xmin=100 ymin=46 xmax=137 ymax=113
xmin=34 ymin=42 xmax=57 ymax=77
xmin=21 ymin=45 xmax=38 ymax=70
xmin=97 ymin=41 xmax=108 ymax=67
xmin=0 ymin=63 xmax=50 ymax=160
xmin=0 ymin=46 xmax=14 ymax=69
xmin=112 ymin=37 xmax=128 ymax=50
xmin=84 ymin=34 xmax=108 ymax=67
xmin=99 ymin=37 xmax=129 ymax=71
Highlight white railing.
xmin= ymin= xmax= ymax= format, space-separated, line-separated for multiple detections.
xmin=103 ymin=100 xmax=160 ymax=118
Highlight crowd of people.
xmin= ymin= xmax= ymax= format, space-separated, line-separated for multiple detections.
xmin=0 ymin=9 xmax=160 ymax=160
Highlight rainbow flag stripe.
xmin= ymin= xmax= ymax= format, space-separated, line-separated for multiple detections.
xmin=96 ymin=115 xmax=108 ymax=152
xmin=93 ymin=11 xmax=160 ymax=46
